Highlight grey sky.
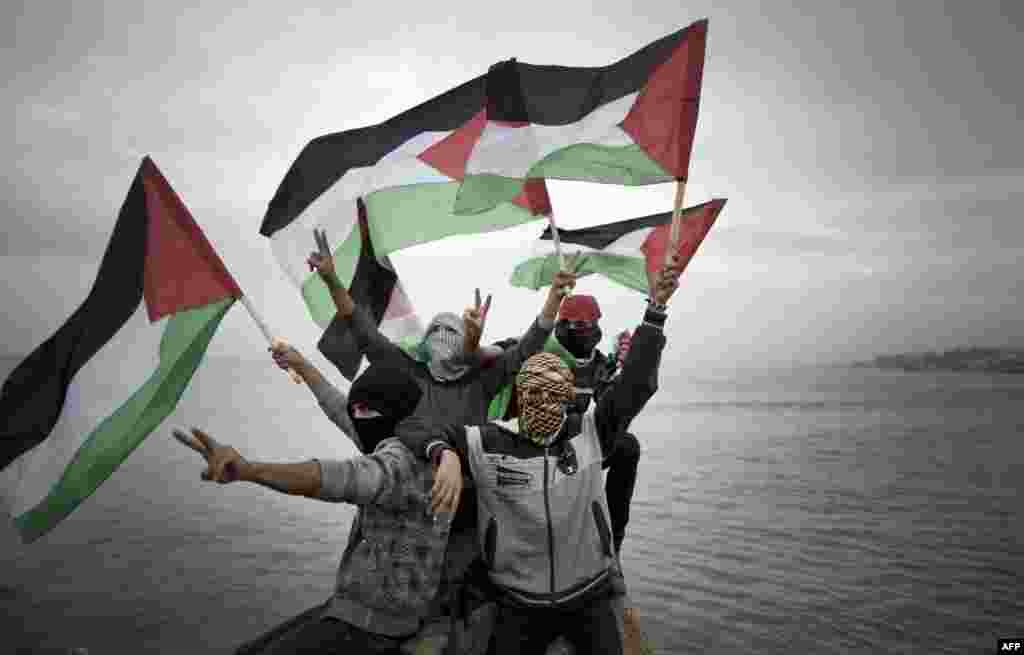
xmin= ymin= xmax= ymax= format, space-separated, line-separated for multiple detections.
xmin=2 ymin=0 xmax=1021 ymax=375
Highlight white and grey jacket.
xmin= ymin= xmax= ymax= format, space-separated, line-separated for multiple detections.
xmin=423 ymin=311 xmax=666 ymax=607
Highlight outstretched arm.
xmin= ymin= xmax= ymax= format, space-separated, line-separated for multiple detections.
xmin=172 ymin=428 xmax=419 ymax=508
xmin=173 ymin=427 xmax=322 ymax=497
xmin=269 ymin=342 xmax=361 ymax=450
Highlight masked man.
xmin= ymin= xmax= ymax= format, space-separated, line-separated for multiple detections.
xmin=176 ymin=362 xmax=460 ymax=655
xmin=409 ymin=260 xmax=680 ymax=655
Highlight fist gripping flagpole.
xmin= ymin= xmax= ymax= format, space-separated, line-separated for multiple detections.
xmin=238 ymin=294 xmax=303 ymax=384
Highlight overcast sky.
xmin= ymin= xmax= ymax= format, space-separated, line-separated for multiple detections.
xmin=2 ymin=0 xmax=1021 ymax=377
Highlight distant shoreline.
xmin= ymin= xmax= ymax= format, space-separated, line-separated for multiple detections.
xmin=851 ymin=347 xmax=1024 ymax=374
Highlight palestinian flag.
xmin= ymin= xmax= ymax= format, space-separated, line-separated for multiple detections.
xmin=259 ymin=74 xmax=553 ymax=329
xmin=455 ymin=19 xmax=707 ymax=216
xmin=316 ymin=200 xmax=424 ymax=380
xmin=0 ymin=157 xmax=240 ymax=543
xmin=511 ymin=199 xmax=726 ymax=294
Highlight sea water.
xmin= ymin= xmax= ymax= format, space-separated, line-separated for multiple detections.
xmin=1 ymin=359 xmax=1021 ymax=654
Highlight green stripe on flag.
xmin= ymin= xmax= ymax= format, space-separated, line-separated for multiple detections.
xmin=15 ymin=297 xmax=234 ymax=543
xmin=458 ymin=143 xmax=669 ymax=215
xmin=510 ymin=252 xmax=650 ymax=294
xmin=363 ymin=182 xmax=540 ymax=251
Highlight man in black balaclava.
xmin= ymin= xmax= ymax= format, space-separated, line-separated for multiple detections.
xmin=181 ymin=359 xmax=477 ymax=654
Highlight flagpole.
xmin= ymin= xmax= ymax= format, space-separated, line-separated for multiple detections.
xmin=666 ymin=180 xmax=687 ymax=268
xmin=546 ymin=213 xmax=573 ymax=297
xmin=239 ymin=294 xmax=303 ymax=384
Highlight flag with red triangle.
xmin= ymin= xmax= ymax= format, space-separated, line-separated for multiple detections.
xmin=455 ymin=19 xmax=707 ymax=215
xmin=0 ymin=157 xmax=241 ymax=543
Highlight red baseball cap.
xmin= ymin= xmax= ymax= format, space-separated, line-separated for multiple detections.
xmin=558 ymin=294 xmax=601 ymax=322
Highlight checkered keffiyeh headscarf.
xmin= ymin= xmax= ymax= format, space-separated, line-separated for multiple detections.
xmin=516 ymin=352 xmax=575 ymax=446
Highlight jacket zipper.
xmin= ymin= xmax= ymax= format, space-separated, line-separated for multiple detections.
xmin=543 ymin=445 xmax=555 ymax=595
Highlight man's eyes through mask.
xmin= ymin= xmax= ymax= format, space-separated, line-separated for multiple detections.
xmin=350 ymin=403 xmax=384 ymax=419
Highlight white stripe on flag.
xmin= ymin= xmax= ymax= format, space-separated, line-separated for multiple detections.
xmin=3 ymin=303 xmax=163 ymax=518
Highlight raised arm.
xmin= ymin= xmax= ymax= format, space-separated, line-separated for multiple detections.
xmin=269 ymin=342 xmax=361 ymax=450
xmin=593 ymin=258 xmax=681 ymax=455
xmin=478 ymin=268 xmax=576 ymax=397
xmin=309 ymin=228 xmax=413 ymax=378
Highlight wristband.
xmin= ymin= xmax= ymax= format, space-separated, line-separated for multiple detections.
xmin=643 ymin=301 xmax=668 ymax=329
xmin=430 ymin=445 xmax=453 ymax=468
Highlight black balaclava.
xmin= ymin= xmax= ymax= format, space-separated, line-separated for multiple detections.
xmin=555 ymin=294 xmax=603 ymax=360
xmin=347 ymin=362 xmax=423 ymax=454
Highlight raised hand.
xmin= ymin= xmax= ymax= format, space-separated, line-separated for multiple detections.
xmin=542 ymin=268 xmax=577 ymax=321
xmin=462 ymin=288 xmax=492 ymax=355
xmin=269 ymin=340 xmax=307 ymax=373
xmin=307 ymin=228 xmax=337 ymax=282
xmin=172 ymin=427 xmax=247 ymax=484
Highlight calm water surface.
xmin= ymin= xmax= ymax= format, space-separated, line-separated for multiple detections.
xmin=2 ymin=360 xmax=1021 ymax=653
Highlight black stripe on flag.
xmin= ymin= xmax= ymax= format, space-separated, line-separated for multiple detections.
xmin=260 ymin=24 xmax=700 ymax=237
xmin=1 ymin=167 xmax=148 ymax=470
xmin=538 ymin=200 xmax=718 ymax=250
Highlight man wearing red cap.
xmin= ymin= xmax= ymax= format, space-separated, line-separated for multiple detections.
xmin=553 ymin=294 xmax=641 ymax=559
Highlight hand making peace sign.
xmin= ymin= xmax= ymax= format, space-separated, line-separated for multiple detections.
xmin=462 ymin=288 xmax=492 ymax=355
xmin=172 ymin=427 xmax=247 ymax=484
xmin=307 ymin=228 xmax=337 ymax=282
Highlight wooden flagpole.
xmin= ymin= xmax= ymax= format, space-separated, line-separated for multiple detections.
xmin=547 ymin=213 xmax=573 ymax=296
xmin=239 ymin=294 xmax=303 ymax=384
xmin=666 ymin=180 xmax=687 ymax=267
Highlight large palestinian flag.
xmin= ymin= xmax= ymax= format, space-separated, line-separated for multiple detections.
xmin=455 ymin=19 xmax=707 ymax=215
xmin=316 ymin=200 xmax=424 ymax=380
xmin=511 ymin=199 xmax=726 ymax=294
xmin=259 ymin=73 xmax=554 ymax=329
xmin=0 ymin=157 xmax=240 ymax=543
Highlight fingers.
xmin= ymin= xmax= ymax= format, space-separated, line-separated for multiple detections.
xmin=172 ymin=428 xmax=207 ymax=455
xmin=481 ymin=294 xmax=492 ymax=322
xmin=190 ymin=427 xmax=216 ymax=452
xmin=317 ymin=229 xmax=331 ymax=258
xmin=430 ymin=478 xmax=449 ymax=514
xmin=553 ymin=270 xmax=576 ymax=296
xmin=571 ymin=250 xmax=584 ymax=273
xmin=431 ymin=477 xmax=462 ymax=514
xmin=474 ymin=288 xmax=482 ymax=311
xmin=430 ymin=476 xmax=444 ymax=509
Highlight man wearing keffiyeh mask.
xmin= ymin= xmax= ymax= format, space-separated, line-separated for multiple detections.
xmin=516 ymin=352 xmax=576 ymax=446
xmin=409 ymin=255 xmax=684 ymax=655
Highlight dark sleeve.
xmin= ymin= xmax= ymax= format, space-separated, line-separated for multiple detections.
xmin=318 ymin=305 xmax=414 ymax=379
xmin=393 ymin=414 xmax=436 ymax=462
xmin=593 ymin=308 xmax=666 ymax=456
xmin=393 ymin=418 xmax=475 ymax=479
xmin=478 ymin=316 xmax=554 ymax=398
